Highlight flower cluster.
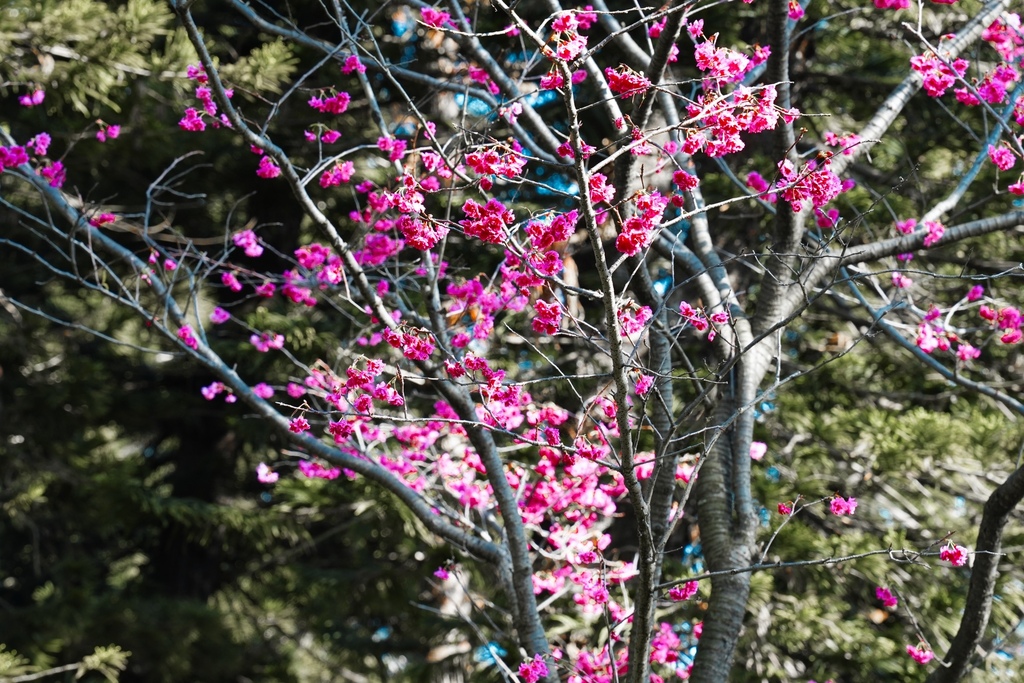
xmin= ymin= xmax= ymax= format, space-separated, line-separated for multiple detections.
xmin=907 ymin=643 xmax=935 ymax=665
xmin=667 ymin=580 xmax=699 ymax=601
xmin=829 ymin=495 xmax=857 ymax=516
xmin=460 ymin=198 xmax=515 ymax=244
xmin=299 ymin=460 xmax=342 ymax=480
xmin=19 ymin=89 xmax=45 ymax=107
xmin=382 ymin=326 xmax=436 ymax=361
xmin=615 ymin=191 xmax=669 ymax=256
xmin=549 ymin=11 xmax=588 ymax=62
xmin=605 ymin=66 xmax=652 ymax=96
xmin=251 ymin=331 xmax=285 ymax=352
xmin=988 ymin=144 xmax=1017 ymax=171
xmin=617 ymin=303 xmax=653 ymax=337
xmin=956 ymin=64 xmax=1019 ymax=106
xmin=979 ymin=304 xmax=1023 ymax=344
xmin=518 ymin=655 xmax=549 ymax=683
xmin=465 ymin=147 xmax=527 ymax=179
xmin=420 ymin=7 xmax=453 ymax=30
xmin=940 ymin=542 xmax=969 ymax=567
xmin=532 ymin=299 xmax=563 ymax=336
xmin=177 ymin=324 xmax=200 ymax=350
xmin=910 ymin=52 xmax=969 ymax=98
xmin=876 ymin=586 xmax=898 ymax=608
xmin=256 ymin=463 xmax=279 ymax=483
xmin=678 ymin=301 xmax=729 ymax=341
xmin=233 ymin=229 xmax=263 ymax=258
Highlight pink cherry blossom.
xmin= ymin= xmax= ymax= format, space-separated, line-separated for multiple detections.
xmin=907 ymin=643 xmax=935 ymax=664
xmin=876 ymin=586 xmax=898 ymax=607
xmin=940 ymin=542 xmax=968 ymax=566
xmin=256 ymin=463 xmax=279 ymax=483
xmin=298 ymin=460 xmax=341 ymax=480
xmin=988 ymin=145 xmax=1017 ymax=171
xmin=250 ymin=331 xmax=285 ymax=352
xmin=420 ymin=7 xmax=453 ymax=29
xmin=178 ymin=108 xmax=206 ymax=132
xmin=19 ymin=89 xmax=45 ymax=107
xmin=668 ymin=581 xmax=699 ymax=601
xmin=518 ymin=655 xmax=548 ymax=683
xmin=604 ymin=66 xmax=652 ymax=96
xmin=256 ymin=156 xmax=282 ymax=179
xmin=829 ymin=495 xmax=857 ymax=515
xmin=892 ymin=272 xmax=913 ymax=289
xmin=177 ymin=324 xmax=199 ymax=350
xmin=750 ymin=442 xmax=767 ymax=461
xmin=341 ymin=55 xmax=366 ymax=74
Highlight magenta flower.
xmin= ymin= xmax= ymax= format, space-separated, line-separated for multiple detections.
xmin=250 ymin=332 xmax=285 ymax=353
xmin=221 ymin=271 xmax=243 ymax=292
xmin=635 ymin=374 xmax=655 ymax=397
xmin=988 ymin=145 xmax=1017 ymax=171
xmin=233 ymin=229 xmax=263 ymax=258
xmin=28 ymin=133 xmax=51 ymax=156
xmin=89 ymin=213 xmax=117 ymax=227
xmin=906 ymin=643 xmax=935 ymax=664
xmin=876 ymin=586 xmax=898 ymax=607
xmin=420 ymin=7 xmax=453 ymax=29
xmin=892 ymin=272 xmax=913 ymax=289
xmin=178 ymin=108 xmax=206 ymax=132
xmin=256 ymin=156 xmax=281 ymax=179
xmin=177 ymin=324 xmax=199 ymax=350
xmin=19 ymin=89 xmax=45 ymax=107
xmin=256 ymin=463 xmax=279 ymax=484
xmin=955 ymin=344 xmax=981 ymax=362
xmin=202 ymin=382 xmax=225 ymax=400
xmin=966 ymin=285 xmax=984 ymax=301
xmin=749 ymin=442 xmax=767 ymax=461
xmin=940 ymin=542 xmax=969 ymax=567
xmin=252 ymin=383 xmax=274 ymax=399
xmin=518 ymin=655 xmax=549 ymax=683
xmin=298 ymin=460 xmax=340 ymax=480
xmin=777 ymin=502 xmax=793 ymax=515
xmin=668 ymin=581 xmax=699 ymax=601
xmin=829 ymin=495 xmax=857 ymax=516
xmin=341 ymin=55 xmax=366 ymax=74
xmin=433 ymin=566 xmax=450 ymax=580
xmin=289 ymin=416 xmax=310 ymax=434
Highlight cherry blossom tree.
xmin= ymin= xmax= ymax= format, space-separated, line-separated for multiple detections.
xmin=3 ymin=1 xmax=1024 ymax=682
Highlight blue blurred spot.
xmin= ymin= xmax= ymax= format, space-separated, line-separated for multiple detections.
xmin=523 ymin=89 xmax=560 ymax=109
xmin=654 ymin=275 xmax=673 ymax=297
xmin=392 ymin=15 xmax=414 ymax=38
xmin=506 ymin=51 xmax=540 ymax=65
xmin=758 ymin=506 xmax=770 ymax=526
xmin=766 ymin=466 xmax=780 ymax=482
xmin=372 ymin=626 xmax=392 ymax=642
xmin=453 ymin=93 xmax=493 ymax=117
xmin=394 ymin=121 xmax=417 ymax=137
xmin=534 ymin=173 xmax=578 ymax=197
xmin=260 ymin=492 xmax=272 ymax=503
xmin=474 ymin=642 xmax=507 ymax=664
